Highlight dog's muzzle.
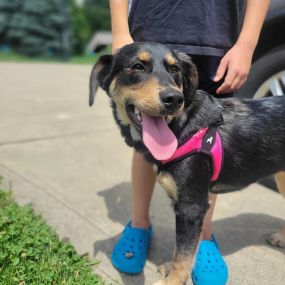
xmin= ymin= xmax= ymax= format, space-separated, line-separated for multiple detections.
xmin=160 ymin=90 xmax=184 ymax=113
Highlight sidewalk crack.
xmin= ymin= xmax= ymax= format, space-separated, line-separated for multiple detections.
xmin=0 ymin=162 xmax=113 ymax=239
xmin=0 ymin=128 xmax=116 ymax=146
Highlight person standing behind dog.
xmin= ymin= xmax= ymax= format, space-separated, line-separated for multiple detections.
xmin=109 ymin=1 xmax=269 ymax=284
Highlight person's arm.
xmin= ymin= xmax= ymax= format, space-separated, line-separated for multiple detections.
xmin=214 ymin=0 xmax=270 ymax=94
xmin=109 ymin=0 xmax=133 ymax=53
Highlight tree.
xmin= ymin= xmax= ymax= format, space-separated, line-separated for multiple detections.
xmin=84 ymin=0 xmax=111 ymax=32
xmin=67 ymin=0 xmax=111 ymax=55
xmin=0 ymin=0 xmax=18 ymax=38
xmin=0 ymin=0 xmax=63 ymax=56
xmin=0 ymin=0 xmax=111 ymax=56
xmin=68 ymin=0 xmax=91 ymax=54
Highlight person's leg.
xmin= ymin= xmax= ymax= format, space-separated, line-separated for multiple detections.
xmin=191 ymin=55 xmax=221 ymax=241
xmin=131 ymin=146 xmax=216 ymax=237
xmin=131 ymin=149 xmax=156 ymax=229
xmin=202 ymin=193 xmax=217 ymax=239
xmin=111 ymin=150 xmax=155 ymax=274
xmin=191 ymin=55 xmax=228 ymax=284
xmin=191 ymin=55 xmax=233 ymax=241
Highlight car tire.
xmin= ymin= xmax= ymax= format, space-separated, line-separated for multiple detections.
xmin=235 ymin=48 xmax=285 ymax=99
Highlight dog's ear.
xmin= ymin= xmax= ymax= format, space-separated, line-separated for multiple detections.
xmin=89 ymin=54 xmax=113 ymax=106
xmin=177 ymin=53 xmax=198 ymax=108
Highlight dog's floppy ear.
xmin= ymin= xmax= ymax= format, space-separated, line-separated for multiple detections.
xmin=177 ymin=53 xmax=198 ymax=108
xmin=89 ymin=54 xmax=113 ymax=106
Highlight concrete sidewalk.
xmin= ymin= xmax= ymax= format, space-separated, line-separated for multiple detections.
xmin=0 ymin=62 xmax=284 ymax=285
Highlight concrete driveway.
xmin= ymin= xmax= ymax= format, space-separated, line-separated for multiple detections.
xmin=0 ymin=62 xmax=284 ymax=285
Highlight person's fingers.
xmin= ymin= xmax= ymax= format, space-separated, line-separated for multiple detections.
xmin=231 ymin=72 xmax=249 ymax=91
xmin=241 ymin=75 xmax=248 ymax=87
xmin=219 ymin=73 xmax=248 ymax=94
xmin=230 ymin=76 xmax=243 ymax=91
xmin=214 ymin=57 xmax=229 ymax=82
xmin=216 ymin=68 xmax=236 ymax=94
xmin=216 ymin=82 xmax=229 ymax=94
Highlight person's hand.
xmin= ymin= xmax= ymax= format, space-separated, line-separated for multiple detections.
xmin=112 ymin=33 xmax=134 ymax=54
xmin=214 ymin=42 xmax=254 ymax=94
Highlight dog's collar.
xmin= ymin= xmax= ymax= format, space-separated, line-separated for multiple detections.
xmin=157 ymin=126 xmax=223 ymax=183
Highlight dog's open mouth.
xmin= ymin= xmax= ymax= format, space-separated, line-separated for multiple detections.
xmin=126 ymin=104 xmax=178 ymax=160
xmin=126 ymin=104 xmax=142 ymax=128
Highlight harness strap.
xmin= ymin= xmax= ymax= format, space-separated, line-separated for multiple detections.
xmin=158 ymin=127 xmax=223 ymax=182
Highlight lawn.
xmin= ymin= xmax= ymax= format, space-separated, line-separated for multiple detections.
xmin=0 ymin=188 xmax=105 ymax=285
xmin=0 ymin=48 xmax=111 ymax=65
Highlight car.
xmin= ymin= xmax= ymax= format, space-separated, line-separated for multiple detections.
xmin=236 ymin=0 xmax=285 ymax=99
xmin=236 ymin=0 xmax=285 ymax=190
xmin=86 ymin=31 xmax=112 ymax=54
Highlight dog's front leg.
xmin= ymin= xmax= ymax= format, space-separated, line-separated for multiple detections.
xmin=154 ymin=202 xmax=208 ymax=285
xmin=154 ymin=159 xmax=211 ymax=285
xmin=165 ymin=201 xmax=208 ymax=285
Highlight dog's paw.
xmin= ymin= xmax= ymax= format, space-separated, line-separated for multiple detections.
xmin=267 ymin=231 xmax=285 ymax=248
xmin=157 ymin=262 xmax=172 ymax=278
xmin=152 ymin=279 xmax=168 ymax=285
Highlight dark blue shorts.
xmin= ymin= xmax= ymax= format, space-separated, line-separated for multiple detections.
xmin=190 ymin=55 xmax=233 ymax=98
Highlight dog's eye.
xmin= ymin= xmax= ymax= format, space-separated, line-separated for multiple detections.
xmin=131 ymin=63 xmax=145 ymax=71
xmin=169 ymin=65 xmax=180 ymax=74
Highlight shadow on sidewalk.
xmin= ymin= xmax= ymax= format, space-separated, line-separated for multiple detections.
xmin=213 ymin=213 xmax=285 ymax=256
xmin=93 ymin=182 xmax=285 ymax=284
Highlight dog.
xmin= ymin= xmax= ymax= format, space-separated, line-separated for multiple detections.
xmin=89 ymin=42 xmax=285 ymax=285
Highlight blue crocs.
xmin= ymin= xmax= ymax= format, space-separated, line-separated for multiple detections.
xmin=111 ymin=221 xmax=153 ymax=274
xmin=192 ymin=235 xmax=228 ymax=285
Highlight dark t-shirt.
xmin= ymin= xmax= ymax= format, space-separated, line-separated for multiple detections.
xmin=128 ymin=0 xmax=246 ymax=56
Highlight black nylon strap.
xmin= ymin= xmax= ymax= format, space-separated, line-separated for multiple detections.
xmin=201 ymin=127 xmax=217 ymax=154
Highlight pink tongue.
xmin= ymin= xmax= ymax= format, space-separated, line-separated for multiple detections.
xmin=141 ymin=112 xmax=178 ymax=160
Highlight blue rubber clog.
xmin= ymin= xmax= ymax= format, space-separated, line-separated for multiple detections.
xmin=192 ymin=235 xmax=228 ymax=285
xmin=111 ymin=221 xmax=153 ymax=274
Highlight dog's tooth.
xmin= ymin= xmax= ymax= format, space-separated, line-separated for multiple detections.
xmin=136 ymin=114 xmax=142 ymax=122
xmin=166 ymin=116 xmax=173 ymax=123
xmin=134 ymin=107 xmax=140 ymax=115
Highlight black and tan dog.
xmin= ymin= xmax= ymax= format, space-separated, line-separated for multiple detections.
xmin=89 ymin=42 xmax=285 ymax=285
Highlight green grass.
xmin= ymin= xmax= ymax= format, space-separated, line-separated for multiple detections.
xmin=0 ymin=46 xmax=112 ymax=65
xmin=0 ymin=49 xmax=111 ymax=65
xmin=0 ymin=188 xmax=105 ymax=285
xmin=69 ymin=54 xmax=99 ymax=64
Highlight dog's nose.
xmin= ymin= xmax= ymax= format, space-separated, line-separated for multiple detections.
xmin=160 ymin=91 xmax=184 ymax=112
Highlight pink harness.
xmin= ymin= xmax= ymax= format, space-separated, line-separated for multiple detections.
xmin=159 ymin=127 xmax=223 ymax=182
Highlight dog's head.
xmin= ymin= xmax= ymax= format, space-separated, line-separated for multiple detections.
xmin=89 ymin=42 xmax=198 ymax=160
